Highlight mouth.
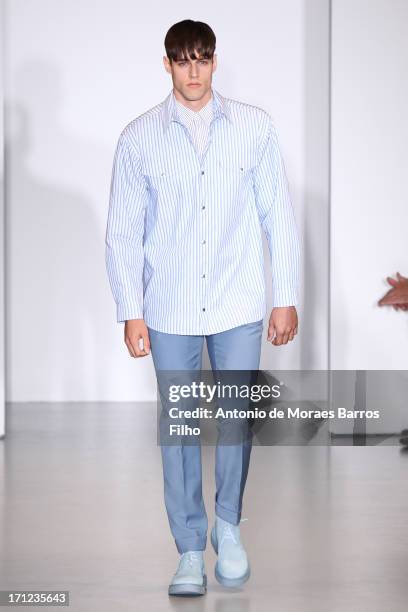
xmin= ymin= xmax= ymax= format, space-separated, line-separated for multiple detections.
xmin=187 ymin=83 xmax=201 ymax=87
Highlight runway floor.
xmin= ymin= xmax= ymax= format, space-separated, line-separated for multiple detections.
xmin=1 ymin=402 xmax=408 ymax=612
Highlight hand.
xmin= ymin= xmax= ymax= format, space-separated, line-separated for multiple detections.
xmin=267 ymin=306 xmax=298 ymax=346
xmin=124 ymin=319 xmax=151 ymax=357
xmin=378 ymin=272 xmax=408 ymax=309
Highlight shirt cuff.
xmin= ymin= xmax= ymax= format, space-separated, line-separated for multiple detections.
xmin=272 ymin=285 xmax=299 ymax=308
xmin=116 ymin=301 xmax=144 ymax=323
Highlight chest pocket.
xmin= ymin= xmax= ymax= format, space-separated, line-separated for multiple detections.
xmin=143 ymin=156 xmax=182 ymax=177
xmin=142 ymin=157 xmax=184 ymax=195
xmin=217 ymin=156 xmax=255 ymax=187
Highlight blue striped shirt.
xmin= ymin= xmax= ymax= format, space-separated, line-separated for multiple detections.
xmin=105 ymin=88 xmax=301 ymax=335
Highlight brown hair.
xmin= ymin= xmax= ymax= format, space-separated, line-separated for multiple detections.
xmin=164 ymin=20 xmax=216 ymax=62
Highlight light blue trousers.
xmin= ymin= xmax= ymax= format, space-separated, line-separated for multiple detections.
xmin=148 ymin=319 xmax=263 ymax=553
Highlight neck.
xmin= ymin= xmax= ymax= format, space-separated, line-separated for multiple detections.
xmin=173 ymin=87 xmax=212 ymax=111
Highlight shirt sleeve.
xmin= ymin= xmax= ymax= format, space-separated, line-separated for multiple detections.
xmin=105 ymin=130 xmax=148 ymax=323
xmin=252 ymin=115 xmax=301 ymax=307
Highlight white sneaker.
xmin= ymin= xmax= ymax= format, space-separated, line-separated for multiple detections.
xmin=211 ymin=516 xmax=250 ymax=587
xmin=168 ymin=550 xmax=207 ymax=596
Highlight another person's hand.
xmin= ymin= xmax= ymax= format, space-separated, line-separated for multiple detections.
xmin=267 ymin=306 xmax=298 ymax=346
xmin=378 ymin=272 xmax=408 ymax=310
xmin=124 ymin=319 xmax=151 ymax=357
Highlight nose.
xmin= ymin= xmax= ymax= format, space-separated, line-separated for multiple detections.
xmin=189 ymin=61 xmax=199 ymax=78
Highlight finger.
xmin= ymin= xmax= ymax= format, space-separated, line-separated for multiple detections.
xmin=280 ymin=331 xmax=290 ymax=345
xmin=288 ymin=330 xmax=295 ymax=341
xmin=127 ymin=334 xmax=146 ymax=358
xmin=267 ymin=322 xmax=276 ymax=342
xmin=125 ymin=337 xmax=137 ymax=358
xmin=134 ymin=336 xmax=149 ymax=357
xmin=387 ymin=277 xmax=398 ymax=287
xmin=379 ymin=290 xmax=398 ymax=305
xmin=273 ymin=331 xmax=284 ymax=346
xmin=143 ymin=330 xmax=150 ymax=353
xmin=380 ymin=295 xmax=402 ymax=305
xmin=396 ymin=272 xmax=408 ymax=284
xmin=140 ymin=332 xmax=151 ymax=354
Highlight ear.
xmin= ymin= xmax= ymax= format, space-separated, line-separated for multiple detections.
xmin=212 ymin=53 xmax=218 ymax=73
xmin=163 ymin=55 xmax=172 ymax=74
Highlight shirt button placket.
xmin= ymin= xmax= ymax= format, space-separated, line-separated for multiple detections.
xmin=200 ymin=166 xmax=208 ymax=322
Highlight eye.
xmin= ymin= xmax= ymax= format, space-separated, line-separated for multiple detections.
xmin=199 ymin=60 xmax=209 ymax=65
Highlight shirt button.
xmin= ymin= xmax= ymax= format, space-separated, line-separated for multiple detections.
xmin=202 ymin=308 xmax=206 ymax=311
xmin=202 ymin=205 xmax=206 ymax=210
xmin=202 ymin=239 xmax=206 ymax=244
xmin=202 ymin=273 xmax=206 ymax=278
xmin=201 ymin=170 xmax=205 ymax=175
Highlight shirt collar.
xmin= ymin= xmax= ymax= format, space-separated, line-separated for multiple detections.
xmin=162 ymin=88 xmax=231 ymax=132
xmin=175 ymin=94 xmax=213 ymax=127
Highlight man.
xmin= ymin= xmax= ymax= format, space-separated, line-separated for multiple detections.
xmin=105 ymin=19 xmax=301 ymax=596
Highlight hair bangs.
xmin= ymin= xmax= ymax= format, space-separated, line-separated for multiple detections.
xmin=165 ymin=20 xmax=216 ymax=63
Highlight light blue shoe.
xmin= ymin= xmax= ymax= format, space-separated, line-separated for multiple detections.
xmin=168 ymin=550 xmax=207 ymax=596
xmin=211 ymin=516 xmax=251 ymax=587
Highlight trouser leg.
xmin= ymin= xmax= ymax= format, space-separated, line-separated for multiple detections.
xmin=206 ymin=320 xmax=263 ymax=525
xmin=148 ymin=327 xmax=207 ymax=553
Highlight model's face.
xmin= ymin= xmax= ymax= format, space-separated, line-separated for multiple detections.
xmin=163 ymin=50 xmax=217 ymax=102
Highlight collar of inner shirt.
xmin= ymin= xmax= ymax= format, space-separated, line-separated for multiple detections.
xmin=174 ymin=94 xmax=213 ymax=127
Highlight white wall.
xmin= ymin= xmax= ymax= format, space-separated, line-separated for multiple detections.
xmin=331 ymin=0 xmax=408 ymax=370
xmin=331 ymin=0 xmax=408 ymax=432
xmin=0 ymin=0 xmax=5 ymax=436
xmin=4 ymin=0 xmax=330 ymax=402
